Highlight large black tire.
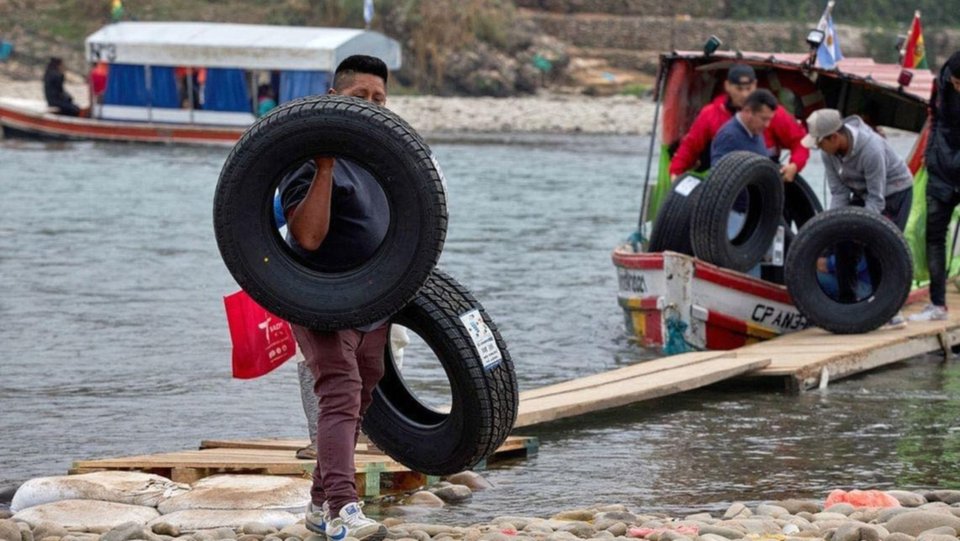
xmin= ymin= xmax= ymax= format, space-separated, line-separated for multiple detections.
xmin=785 ymin=207 xmax=912 ymax=334
xmin=213 ymin=96 xmax=447 ymax=330
xmin=648 ymin=174 xmax=703 ymax=255
xmin=691 ymin=151 xmax=784 ymax=272
xmin=783 ymin=174 xmax=823 ymax=233
xmin=363 ymin=269 xmax=519 ymax=475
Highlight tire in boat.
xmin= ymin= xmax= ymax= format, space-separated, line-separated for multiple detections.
xmin=783 ymin=173 xmax=822 ymax=233
xmin=363 ymin=269 xmax=519 ymax=475
xmin=648 ymin=174 xmax=704 ymax=255
xmin=784 ymin=207 xmax=912 ymax=334
xmin=213 ymin=95 xmax=447 ymax=330
xmin=691 ymin=151 xmax=784 ymax=272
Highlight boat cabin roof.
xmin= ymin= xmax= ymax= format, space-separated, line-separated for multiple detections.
xmin=85 ymin=22 xmax=402 ymax=71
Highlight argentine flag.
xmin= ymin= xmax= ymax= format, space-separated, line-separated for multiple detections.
xmin=364 ymin=0 xmax=374 ymax=27
xmin=816 ymin=1 xmax=843 ymax=69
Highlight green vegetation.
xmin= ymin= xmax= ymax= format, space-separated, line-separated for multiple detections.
xmin=723 ymin=0 xmax=957 ymax=26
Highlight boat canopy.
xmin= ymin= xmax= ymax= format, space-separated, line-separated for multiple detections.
xmin=84 ymin=22 xmax=402 ymax=71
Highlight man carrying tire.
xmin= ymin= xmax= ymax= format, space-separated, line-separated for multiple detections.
xmin=669 ymin=63 xmax=809 ymax=182
xmin=802 ymin=108 xmax=914 ymax=325
xmin=911 ymin=51 xmax=960 ymax=322
xmin=279 ymin=55 xmax=391 ymax=541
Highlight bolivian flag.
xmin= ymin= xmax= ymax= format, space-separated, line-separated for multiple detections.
xmin=902 ymin=10 xmax=928 ymax=69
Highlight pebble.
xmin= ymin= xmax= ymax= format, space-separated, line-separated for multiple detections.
xmin=722 ymin=504 xmax=752 ymax=520
xmin=405 ymin=492 xmax=445 ymax=508
xmin=551 ymin=510 xmax=595 ymax=522
xmin=889 ymin=492 xmax=929 ymax=508
xmin=0 ymin=521 xmax=19 ymax=541
xmin=242 ymin=524 xmax=277 ymax=537
xmin=925 ymin=492 xmax=960 ymax=505
xmin=444 ymin=472 xmax=493 ymax=491
xmin=433 ymin=485 xmax=473 ymax=504
xmin=152 ymin=524 xmax=181 ymax=538
xmin=887 ymin=512 xmax=960 ymax=536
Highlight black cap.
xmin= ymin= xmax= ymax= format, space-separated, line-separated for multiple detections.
xmin=727 ymin=63 xmax=757 ymax=84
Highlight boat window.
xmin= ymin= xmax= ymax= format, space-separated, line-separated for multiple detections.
xmin=279 ymin=70 xmax=331 ymax=104
xmin=203 ymin=68 xmax=251 ymax=112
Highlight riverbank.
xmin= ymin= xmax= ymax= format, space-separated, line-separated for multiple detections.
xmin=0 ymin=74 xmax=655 ymax=135
xmin=3 ymin=483 xmax=960 ymax=541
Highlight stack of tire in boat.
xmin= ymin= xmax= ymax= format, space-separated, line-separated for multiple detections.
xmin=650 ymin=151 xmax=805 ymax=274
xmin=212 ymin=95 xmax=519 ymax=475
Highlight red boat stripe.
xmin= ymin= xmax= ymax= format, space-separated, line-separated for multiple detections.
xmin=694 ymin=264 xmax=793 ymax=305
xmin=611 ymin=252 xmax=664 ymax=270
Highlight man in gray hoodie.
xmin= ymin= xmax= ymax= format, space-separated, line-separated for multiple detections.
xmin=802 ymin=108 xmax=913 ymax=323
xmin=802 ymin=108 xmax=913 ymax=227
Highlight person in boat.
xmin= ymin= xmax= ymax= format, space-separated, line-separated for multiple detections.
xmin=669 ymin=63 xmax=809 ymax=182
xmin=278 ymin=54 xmax=390 ymax=541
xmin=911 ymin=51 xmax=960 ymax=322
xmin=43 ymin=57 xmax=80 ymax=117
xmin=803 ymin=108 xmax=913 ymax=324
xmin=256 ymin=84 xmax=277 ymax=117
xmin=710 ymin=88 xmax=778 ymax=165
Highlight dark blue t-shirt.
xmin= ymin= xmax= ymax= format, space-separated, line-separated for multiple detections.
xmin=279 ymin=159 xmax=389 ymax=271
xmin=710 ymin=115 xmax=769 ymax=165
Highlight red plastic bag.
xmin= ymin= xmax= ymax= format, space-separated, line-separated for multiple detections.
xmin=223 ymin=290 xmax=296 ymax=379
xmin=825 ymin=489 xmax=901 ymax=509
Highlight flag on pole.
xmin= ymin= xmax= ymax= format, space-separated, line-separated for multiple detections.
xmin=363 ymin=0 xmax=374 ymax=28
xmin=110 ymin=0 xmax=124 ymax=22
xmin=815 ymin=1 xmax=844 ymax=69
xmin=901 ymin=11 xmax=928 ymax=69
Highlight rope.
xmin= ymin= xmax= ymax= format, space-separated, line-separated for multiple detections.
xmin=662 ymin=313 xmax=693 ymax=355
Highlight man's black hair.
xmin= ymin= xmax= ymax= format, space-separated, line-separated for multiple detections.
xmin=946 ymin=50 xmax=960 ymax=76
xmin=333 ymin=55 xmax=388 ymax=90
xmin=744 ymin=88 xmax=778 ymax=112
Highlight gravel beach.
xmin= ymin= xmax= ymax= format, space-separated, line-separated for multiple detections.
xmin=0 ymin=75 xmax=656 ymax=135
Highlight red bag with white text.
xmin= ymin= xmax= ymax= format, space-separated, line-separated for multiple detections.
xmin=224 ymin=290 xmax=296 ymax=379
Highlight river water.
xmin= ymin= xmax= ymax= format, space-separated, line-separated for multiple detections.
xmin=1 ymin=133 xmax=958 ymax=522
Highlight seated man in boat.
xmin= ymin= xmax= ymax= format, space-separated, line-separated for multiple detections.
xmin=278 ymin=54 xmax=390 ymax=541
xmin=803 ymin=108 xmax=913 ymax=323
xmin=669 ymin=63 xmax=808 ymax=182
xmin=43 ymin=57 xmax=80 ymax=117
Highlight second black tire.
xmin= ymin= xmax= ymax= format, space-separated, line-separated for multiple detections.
xmin=785 ymin=207 xmax=913 ymax=334
xmin=648 ymin=174 xmax=704 ymax=255
xmin=691 ymin=151 xmax=784 ymax=272
xmin=213 ymin=95 xmax=447 ymax=331
xmin=363 ymin=269 xmax=519 ymax=475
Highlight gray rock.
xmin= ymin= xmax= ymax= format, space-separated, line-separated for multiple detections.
xmin=444 ymin=472 xmax=493 ymax=491
xmin=698 ymin=526 xmax=745 ymax=539
xmin=722 ymin=504 xmax=752 ymax=520
xmin=32 ymin=523 xmax=69 ymax=541
xmin=851 ymin=510 xmax=882 ymax=524
xmin=594 ymin=514 xmax=637 ymax=531
xmin=915 ymin=535 xmax=957 ymax=541
xmin=815 ymin=513 xmax=853 ymax=522
xmin=756 ymin=505 xmax=790 ymax=519
xmin=278 ymin=525 xmax=311 ymax=541
xmin=604 ymin=524 xmax=627 ymax=537
xmin=397 ymin=524 xmax=463 ymax=537
xmin=683 ymin=513 xmax=714 ymax=523
xmin=404 ymin=491 xmax=445 ymax=508
xmin=886 ymin=512 xmax=960 ymax=537
xmin=833 ymin=522 xmax=883 ymax=541
xmin=434 ymin=485 xmax=473 ymax=504
xmin=477 ymin=534 xmax=512 ymax=541
xmin=546 ymin=533 xmax=580 ymax=541
xmin=558 ymin=522 xmax=595 ymax=539
xmin=698 ymin=535 xmax=730 ymax=541
xmin=593 ymin=532 xmax=615 ymax=540
xmin=101 ymin=523 xmax=151 ymax=541
xmin=212 ymin=529 xmax=236 ymax=540
xmin=916 ymin=527 xmax=958 ymax=537
xmin=925 ymin=493 xmax=960 ymax=505
xmin=1 ymin=524 xmax=23 ymax=541
xmin=889 ymin=492 xmax=929 ymax=508
xmin=263 ymin=537 xmax=283 ymax=541
xmin=659 ymin=532 xmax=691 ymax=541
xmin=20 ymin=531 xmax=33 ymax=541
xmin=410 ymin=530 xmax=432 ymax=541
xmin=523 ymin=522 xmax=554 ymax=534
xmin=153 ymin=524 xmax=182 ymax=538
xmin=237 ymin=536 xmax=263 ymax=541
xmin=242 ymin=524 xmax=277 ymax=537
xmin=881 ymin=509 xmax=918 ymax=523
xmin=825 ymin=505 xmax=857 ymax=517
xmin=776 ymin=500 xmax=822 ymax=515
xmin=885 ymin=534 xmax=916 ymax=541
xmin=303 ymin=536 xmax=324 ymax=541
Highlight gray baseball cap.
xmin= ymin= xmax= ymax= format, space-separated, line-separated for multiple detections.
xmin=802 ymin=109 xmax=844 ymax=148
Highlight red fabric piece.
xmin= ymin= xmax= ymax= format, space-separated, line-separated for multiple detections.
xmin=224 ymin=290 xmax=296 ymax=379
xmin=668 ymin=94 xmax=810 ymax=175
xmin=825 ymin=489 xmax=901 ymax=509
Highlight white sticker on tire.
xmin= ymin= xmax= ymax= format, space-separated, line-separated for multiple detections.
xmin=674 ymin=175 xmax=701 ymax=197
xmin=460 ymin=309 xmax=502 ymax=369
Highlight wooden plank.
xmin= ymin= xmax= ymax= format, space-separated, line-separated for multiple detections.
xmin=514 ymin=355 xmax=770 ymax=428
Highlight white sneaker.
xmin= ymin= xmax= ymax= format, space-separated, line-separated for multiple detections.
xmin=325 ymin=502 xmax=386 ymax=541
xmin=882 ymin=311 xmax=908 ymax=330
xmin=908 ymin=304 xmax=949 ymax=322
xmin=304 ymin=501 xmax=330 ymax=536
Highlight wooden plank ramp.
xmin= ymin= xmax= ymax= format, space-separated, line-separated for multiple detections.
xmin=736 ymin=291 xmax=960 ymax=391
xmin=514 ymin=351 xmax=771 ymax=428
xmin=70 ymin=435 xmax=538 ymax=495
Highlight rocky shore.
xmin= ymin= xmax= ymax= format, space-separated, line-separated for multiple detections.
xmin=0 ymin=75 xmax=655 ymax=136
xmin=4 ymin=471 xmax=960 ymax=541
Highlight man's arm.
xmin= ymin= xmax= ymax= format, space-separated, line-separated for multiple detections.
xmin=860 ymin=148 xmax=888 ymax=214
xmin=825 ymin=159 xmax=850 ymax=210
xmin=669 ymin=111 xmax=714 ymax=177
xmin=287 ymin=158 xmax=335 ymax=251
xmin=770 ymin=107 xmax=810 ymax=180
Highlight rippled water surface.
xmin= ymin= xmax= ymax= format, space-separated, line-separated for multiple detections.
xmin=2 ymin=133 xmax=958 ymax=522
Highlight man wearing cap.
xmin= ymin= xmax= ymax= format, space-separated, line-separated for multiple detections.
xmin=802 ymin=108 xmax=913 ymax=227
xmin=803 ymin=108 xmax=913 ymax=321
xmin=911 ymin=51 xmax=960 ymax=322
xmin=669 ymin=63 xmax=809 ymax=182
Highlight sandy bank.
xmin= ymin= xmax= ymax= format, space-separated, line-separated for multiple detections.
xmin=0 ymin=74 xmax=656 ymax=135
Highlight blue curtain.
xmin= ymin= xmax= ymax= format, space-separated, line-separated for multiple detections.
xmin=279 ymin=70 xmax=330 ymax=103
xmin=149 ymin=66 xmax=179 ymax=108
xmin=104 ymin=64 xmax=148 ymax=106
xmin=204 ymin=68 xmax=251 ymax=112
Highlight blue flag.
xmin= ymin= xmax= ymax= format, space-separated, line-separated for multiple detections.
xmin=816 ymin=2 xmax=844 ymax=69
xmin=364 ymin=0 xmax=374 ymax=27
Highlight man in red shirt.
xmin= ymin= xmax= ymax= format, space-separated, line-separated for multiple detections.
xmin=669 ymin=63 xmax=809 ymax=182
